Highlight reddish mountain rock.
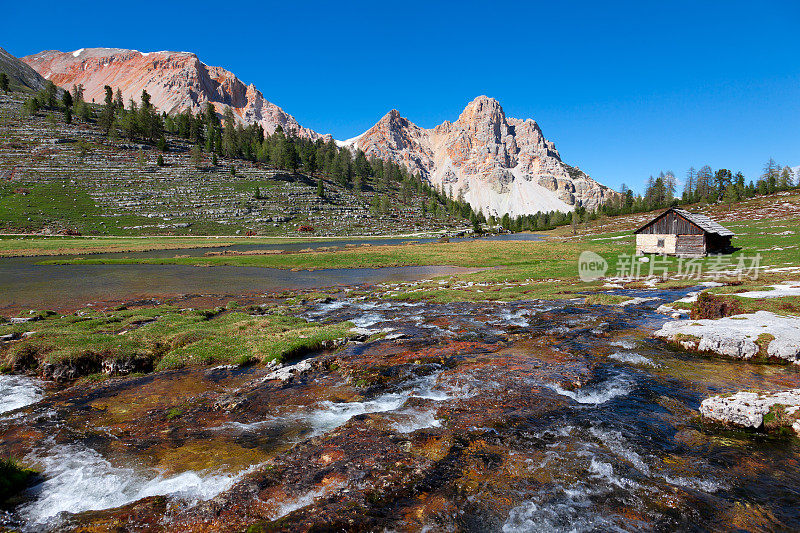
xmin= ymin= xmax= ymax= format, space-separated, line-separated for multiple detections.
xmin=23 ymin=48 xmax=324 ymax=140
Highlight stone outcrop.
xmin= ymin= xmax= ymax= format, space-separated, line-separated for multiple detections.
xmin=343 ymin=96 xmax=620 ymax=216
xmin=701 ymin=389 xmax=800 ymax=434
xmin=22 ymin=48 xmax=324 ymax=140
xmin=654 ymin=311 xmax=800 ymax=363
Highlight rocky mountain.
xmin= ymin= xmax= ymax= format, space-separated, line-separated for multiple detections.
xmin=0 ymin=47 xmax=49 ymax=92
xmin=22 ymin=48 xmax=324 ymax=140
xmin=20 ymin=46 xmax=616 ymax=216
xmin=343 ymin=96 xmax=618 ymax=216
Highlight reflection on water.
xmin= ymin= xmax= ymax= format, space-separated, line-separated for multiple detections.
xmin=0 ymin=262 xmax=479 ymax=311
xmin=0 ymin=234 xmax=540 ymax=311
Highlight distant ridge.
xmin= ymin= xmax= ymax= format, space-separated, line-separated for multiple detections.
xmin=0 ymin=47 xmax=49 ymax=92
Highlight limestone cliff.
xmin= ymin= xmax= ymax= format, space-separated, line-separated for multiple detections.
xmin=345 ymin=96 xmax=619 ymax=216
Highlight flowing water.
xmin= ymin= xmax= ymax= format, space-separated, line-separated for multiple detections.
xmin=2 ymin=288 xmax=800 ymax=531
xmin=0 ymin=375 xmax=43 ymax=415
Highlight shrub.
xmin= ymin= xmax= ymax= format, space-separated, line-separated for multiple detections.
xmin=690 ymin=292 xmax=741 ymax=319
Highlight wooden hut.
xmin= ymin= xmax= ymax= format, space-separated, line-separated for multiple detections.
xmin=634 ymin=208 xmax=734 ymax=257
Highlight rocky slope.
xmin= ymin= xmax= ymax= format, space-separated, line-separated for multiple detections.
xmin=343 ymin=96 xmax=619 ymax=216
xmin=22 ymin=48 xmax=324 ymax=140
xmin=0 ymin=47 xmax=49 ymax=92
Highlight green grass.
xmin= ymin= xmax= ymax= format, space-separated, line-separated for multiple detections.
xmin=0 ymin=181 xmax=104 ymax=233
xmin=0 ymin=305 xmax=353 ymax=376
xmin=4 ymin=188 xmax=800 ymax=306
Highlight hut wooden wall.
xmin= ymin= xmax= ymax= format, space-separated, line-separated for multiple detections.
xmin=675 ymin=235 xmax=705 ymax=256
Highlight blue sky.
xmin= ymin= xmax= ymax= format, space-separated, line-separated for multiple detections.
xmin=3 ymin=1 xmax=798 ymax=192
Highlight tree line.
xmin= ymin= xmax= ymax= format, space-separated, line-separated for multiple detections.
xmin=602 ymin=160 xmax=800 ymax=218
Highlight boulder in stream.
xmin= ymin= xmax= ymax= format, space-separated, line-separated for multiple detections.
xmin=654 ymin=311 xmax=800 ymax=363
xmin=701 ymin=389 xmax=800 ymax=434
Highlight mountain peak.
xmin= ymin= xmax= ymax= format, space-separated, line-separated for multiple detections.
xmin=22 ymin=47 xmax=323 ymax=140
xmin=0 ymin=46 xmax=49 ymax=92
xmin=349 ymin=96 xmax=619 ymax=216
xmin=379 ymin=109 xmax=403 ymax=124
xmin=458 ymin=95 xmax=506 ymax=128
xmin=466 ymin=94 xmax=501 ymax=108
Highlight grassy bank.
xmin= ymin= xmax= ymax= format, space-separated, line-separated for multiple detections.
xmin=0 ymin=234 xmax=431 ymax=258
xmin=0 ymin=304 xmax=353 ymax=379
xmin=0 ymin=458 xmax=35 ymax=504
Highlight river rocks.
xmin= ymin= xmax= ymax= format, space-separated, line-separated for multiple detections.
xmin=700 ymin=389 xmax=800 ymax=433
xmin=101 ymin=354 xmax=154 ymax=376
xmin=9 ymin=295 xmax=800 ymax=531
xmin=654 ymin=311 xmax=800 ymax=363
xmin=39 ymin=352 xmax=102 ymax=381
xmin=656 ymin=304 xmax=690 ymax=318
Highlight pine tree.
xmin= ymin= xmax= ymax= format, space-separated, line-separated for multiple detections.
xmin=0 ymin=72 xmax=8 ymax=93
xmin=222 ymin=106 xmax=237 ymax=158
xmin=696 ymin=165 xmax=713 ymax=200
xmin=763 ymin=158 xmax=780 ymax=193
xmin=43 ymin=81 xmax=58 ymax=108
xmin=190 ymin=145 xmax=202 ymax=167
xmin=61 ymin=90 xmax=73 ymax=109
xmin=684 ymin=167 xmax=696 ymax=200
xmin=98 ymin=85 xmax=116 ymax=134
xmin=71 ymin=84 xmax=84 ymax=102
xmin=354 ymin=150 xmax=371 ymax=186
xmin=664 ymin=170 xmax=676 ymax=201
xmin=713 ymin=169 xmax=733 ymax=200
xmin=22 ymin=97 xmax=39 ymax=116
xmin=779 ymin=166 xmax=793 ymax=189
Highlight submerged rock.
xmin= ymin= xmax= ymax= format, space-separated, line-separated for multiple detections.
xmin=701 ymin=389 xmax=800 ymax=433
xmin=654 ymin=311 xmax=800 ymax=363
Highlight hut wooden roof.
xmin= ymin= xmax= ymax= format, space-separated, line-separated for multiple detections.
xmin=634 ymin=208 xmax=734 ymax=236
